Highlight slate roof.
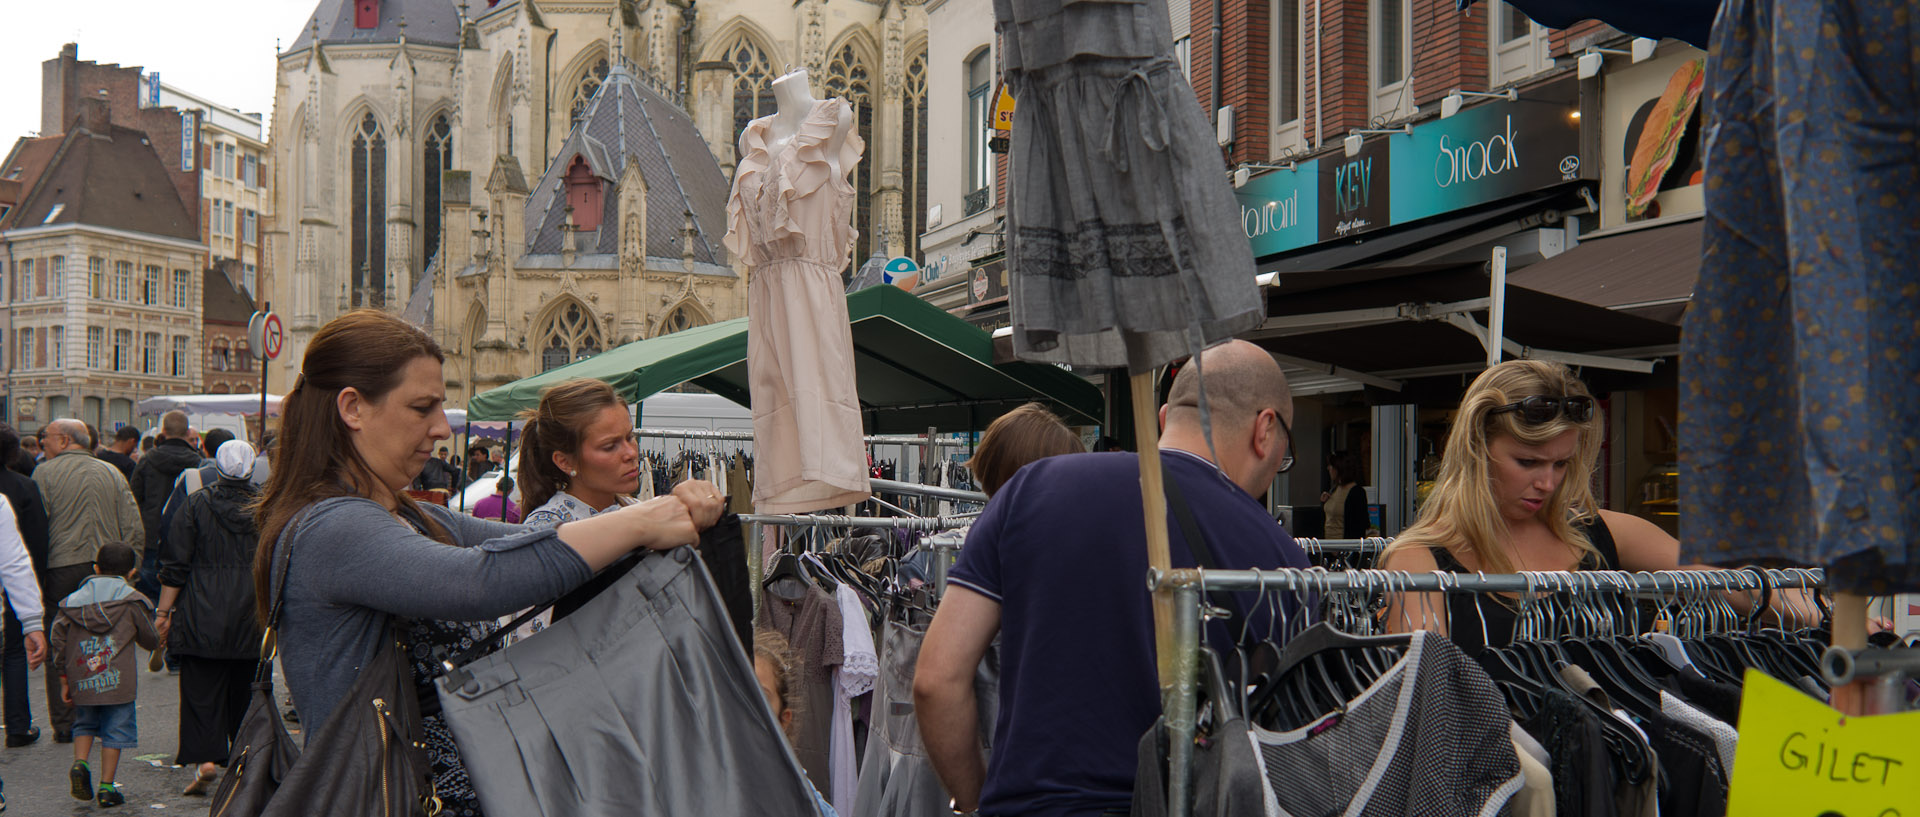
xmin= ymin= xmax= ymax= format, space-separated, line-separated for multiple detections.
xmin=0 ymin=136 xmax=66 ymax=228
xmin=205 ymin=260 xmax=257 ymax=325
xmin=289 ymin=0 xmax=463 ymax=50
xmin=2 ymin=123 xmax=197 ymax=241
xmin=523 ymin=63 xmax=729 ymax=268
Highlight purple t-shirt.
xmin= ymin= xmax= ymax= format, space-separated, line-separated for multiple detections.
xmin=472 ymin=493 xmax=520 ymax=523
xmin=946 ymin=449 xmax=1310 ymax=817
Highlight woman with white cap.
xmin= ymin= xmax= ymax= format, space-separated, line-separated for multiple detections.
xmin=155 ymin=439 xmax=263 ymax=796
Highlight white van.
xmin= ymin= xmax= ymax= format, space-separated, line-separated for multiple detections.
xmin=454 ymin=391 xmax=750 ymax=515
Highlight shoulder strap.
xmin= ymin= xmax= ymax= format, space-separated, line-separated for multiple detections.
xmin=1163 ymin=468 xmax=1255 ymax=651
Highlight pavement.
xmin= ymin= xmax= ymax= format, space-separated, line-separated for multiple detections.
xmin=0 ymin=654 xmax=295 ymax=815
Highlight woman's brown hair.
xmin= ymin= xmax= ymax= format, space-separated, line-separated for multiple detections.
xmin=966 ymin=402 xmax=1086 ymax=497
xmin=252 ymin=310 xmax=452 ymax=623
xmin=515 ymin=378 xmax=625 ymax=513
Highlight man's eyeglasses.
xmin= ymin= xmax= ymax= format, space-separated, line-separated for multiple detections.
xmin=1488 ymin=395 xmax=1595 ymax=425
xmin=1275 ymin=410 xmax=1295 ymax=473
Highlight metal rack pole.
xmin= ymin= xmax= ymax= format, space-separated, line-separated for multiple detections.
xmin=870 ymin=477 xmax=989 ymax=504
xmin=739 ymin=513 xmax=976 ymax=531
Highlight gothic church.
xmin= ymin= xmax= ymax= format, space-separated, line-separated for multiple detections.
xmin=266 ymin=0 xmax=930 ymax=403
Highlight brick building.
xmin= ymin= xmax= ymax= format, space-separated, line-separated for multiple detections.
xmin=0 ymin=96 xmax=207 ymax=434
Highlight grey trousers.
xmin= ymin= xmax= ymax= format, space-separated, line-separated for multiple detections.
xmin=437 ymin=545 xmax=817 ymax=817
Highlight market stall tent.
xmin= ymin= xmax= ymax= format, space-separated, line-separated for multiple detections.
xmin=467 ymin=285 xmax=1105 ymax=432
xmin=136 ymin=393 xmax=284 ymax=417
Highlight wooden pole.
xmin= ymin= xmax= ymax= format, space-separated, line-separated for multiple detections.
xmin=1829 ymin=592 xmax=1870 ymax=716
xmin=1131 ymin=370 xmax=1176 ymax=685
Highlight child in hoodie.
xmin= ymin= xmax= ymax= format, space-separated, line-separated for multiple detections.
xmin=48 ymin=542 xmax=159 ymax=808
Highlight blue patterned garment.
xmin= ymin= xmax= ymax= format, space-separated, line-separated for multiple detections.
xmin=1680 ymin=0 xmax=1920 ymax=593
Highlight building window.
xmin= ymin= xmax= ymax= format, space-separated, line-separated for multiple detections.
xmin=825 ymin=44 xmax=875 ymax=269
xmin=87 ymin=326 xmax=103 ymax=368
xmin=112 ymin=261 xmax=131 ymax=301
xmin=211 ymin=338 xmax=230 ymax=372
xmin=536 ymin=300 xmax=604 ymax=372
xmin=18 ymin=328 xmax=32 ymax=370
xmin=113 ymin=329 xmax=131 ymax=372
xmin=50 ymin=326 xmax=63 ymax=368
xmin=422 ymin=114 xmax=453 ymax=264
xmin=210 ymin=200 xmax=223 ymax=237
xmin=965 ymin=49 xmax=993 ymax=217
xmin=563 ymin=155 xmax=604 ymax=231
xmin=143 ymin=265 xmax=161 ymax=305
xmin=243 ymin=263 xmax=256 ymax=297
xmin=661 ymin=303 xmax=704 ymax=335
xmin=143 ymin=332 xmax=160 ymax=374
xmin=225 ymin=201 xmax=237 ymax=240
xmin=172 ymin=335 xmax=189 ymax=377
xmin=1272 ymin=0 xmax=1305 ymax=149
xmin=355 ymin=0 xmax=379 ymax=29
xmin=901 ymin=47 xmax=929 ymax=260
xmin=351 ymin=112 xmax=388 ymax=308
xmin=243 ymin=209 xmax=257 ymax=244
xmin=173 ymin=269 xmax=190 ymax=308
xmin=48 ymin=256 xmax=64 ymax=298
xmin=88 ymin=257 xmax=104 ymax=298
xmin=82 ymin=396 xmax=102 ymax=430
xmin=1371 ymin=0 xmax=1415 ymax=119
xmin=570 ymin=58 xmax=611 ymax=121
xmin=243 ymin=154 xmax=259 ymax=187
xmin=23 ymin=258 xmax=37 ymax=299
xmin=1490 ymin=1 xmax=1550 ymax=84
xmin=725 ymin=36 xmax=777 ymax=144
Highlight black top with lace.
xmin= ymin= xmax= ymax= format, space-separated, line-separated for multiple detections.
xmin=1429 ymin=515 xmax=1623 ymax=654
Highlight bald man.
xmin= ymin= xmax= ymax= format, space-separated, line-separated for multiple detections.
xmin=913 ymin=340 xmax=1311 ymax=817
xmin=31 ymin=419 xmax=142 ymax=741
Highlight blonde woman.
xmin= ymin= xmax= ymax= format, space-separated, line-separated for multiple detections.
xmin=1379 ymin=360 xmax=1797 ymax=651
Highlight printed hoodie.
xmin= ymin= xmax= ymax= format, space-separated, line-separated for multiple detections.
xmin=49 ymin=575 xmax=159 ymax=707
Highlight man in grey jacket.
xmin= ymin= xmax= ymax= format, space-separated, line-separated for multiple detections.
xmin=32 ymin=419 xmax=142 ymax=742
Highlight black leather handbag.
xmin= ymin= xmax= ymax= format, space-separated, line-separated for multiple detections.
xmin=210 ymin=511 xmax=442 ymax=817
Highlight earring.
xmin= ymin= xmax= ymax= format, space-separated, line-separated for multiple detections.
xmin=568 ymin=470 xmax=577 ymax=478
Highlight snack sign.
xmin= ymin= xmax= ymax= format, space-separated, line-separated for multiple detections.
xmin=1727 ymin=670 xmax=1919 ymax=816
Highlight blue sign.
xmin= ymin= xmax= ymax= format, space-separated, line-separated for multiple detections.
xmin=1234 ymin=75 xmax=1585 ymax=260
xmin=882 ymin=256 xmax=919 ymax=285
xmin=1238 ymin=158 xmax=1322 ymax=258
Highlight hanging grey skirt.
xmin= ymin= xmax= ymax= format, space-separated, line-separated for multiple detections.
xmin=1006 ymin=56 xmax=1263 ymax=373
xmin=436 ymin=546 xmax=818 ymax=817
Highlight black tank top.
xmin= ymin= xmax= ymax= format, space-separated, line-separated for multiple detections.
xmin=1426 ymin=516 xmax=1622 ymax=654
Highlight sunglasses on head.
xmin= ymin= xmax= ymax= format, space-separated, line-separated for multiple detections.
xmin=1488 ymin=395 xmax=1594 ymax=425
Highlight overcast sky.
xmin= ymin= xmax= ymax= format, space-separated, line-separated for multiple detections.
xmin=1 ymin=0 xmax=318 ymax=146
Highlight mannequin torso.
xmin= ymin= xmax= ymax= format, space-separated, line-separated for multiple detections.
xmin=762 ymin=68 xmax=854 ymax=180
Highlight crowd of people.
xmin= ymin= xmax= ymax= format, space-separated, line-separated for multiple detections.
xmin=0 ymin=408 xmax=272 ymax=808
xmin=0 ymin=307 xmax=1809 ymax=816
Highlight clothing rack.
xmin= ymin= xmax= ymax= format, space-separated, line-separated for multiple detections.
xmin=1293 ymin=537 xmax=1392 ymax=554
xmin=1148 ymin=566 xmax=1829 ymax=817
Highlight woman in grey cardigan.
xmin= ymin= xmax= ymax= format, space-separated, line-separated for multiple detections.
xmin=252 ymin=310 xmax=724 ymax=816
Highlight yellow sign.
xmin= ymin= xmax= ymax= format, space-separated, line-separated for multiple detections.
xmin=992 ymin=84 xmax=1015 ymax=132
xmin=1728 ymin=670 xmax=1920 ymax=817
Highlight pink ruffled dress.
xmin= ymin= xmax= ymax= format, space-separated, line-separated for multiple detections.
xmin=725 ymin=98 xmax=873 ymax=514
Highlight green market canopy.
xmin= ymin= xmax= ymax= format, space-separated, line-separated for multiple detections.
xmin=467 ymin=285 xmax=1105 ymax=433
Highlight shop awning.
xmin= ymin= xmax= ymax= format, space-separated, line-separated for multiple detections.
xmin=1256 ymin=189 xmax=1583 ymax=273
xmin=1249 ymin=263 xmax=1681 ymax=399
xmin=466 ymin=285 xmax=1106 ymax=431
xmin=1507 ymin=217 xmax=1702 ymax=324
